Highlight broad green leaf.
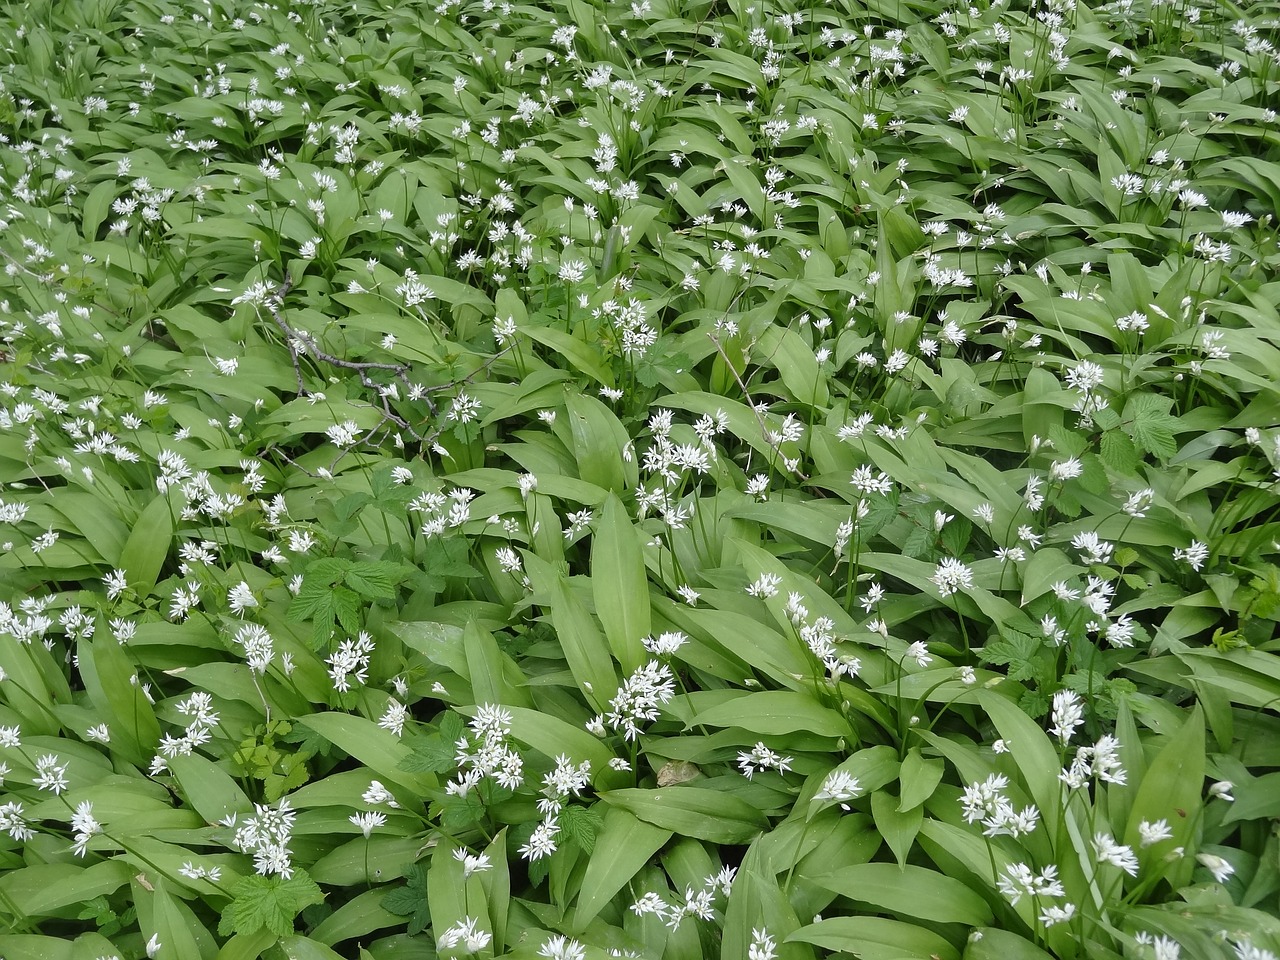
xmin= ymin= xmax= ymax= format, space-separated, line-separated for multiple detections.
xmin=142 ymin=877 xmax=206 ymax=960
xmin=0 ymin=862 xmax=131 ymax=918
xmin=573 ymin=807 xmax=672 ymax=930
xmin=978 ymin=689 xmax=1061 ymax=836
xmin=298 ymin=713 xmax=434 ymax=797
xmin=690 ymin=691 xmax=852 ymax=739
xmin=83 ymin=635 xmax=161 ymax=766
xmin=811 ymin=862 xmax=993 ymax=926
xmin=787 ymin=916 xmax=960 ymax=960
xmin=524 ymin=554 xmax=618 ymax=712
xmin=591 ymin=494 xmax=649 ymax=673
xmin=962 ymin=928 xmax=1055 ymax=960
xmin=600 ymin=786 xmax=768 ymax=844
xmin=898 ymin=748 xmax=945 ymax=811
xmin=118 ymin=493 xmax=174 ymax=594
xmin=167 ymin=753 xmax=251 ymax=826
xmin=463 ymin=618 xmax=532 ymax=709
xmin=871 ymin=790 xmax=923 ymax=868
xmin=1123 ymin=704 xmax=1204 ymax=885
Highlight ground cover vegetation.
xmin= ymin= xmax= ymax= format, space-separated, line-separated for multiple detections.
xmin=0 ymin=0 xmax=1278 ymax=956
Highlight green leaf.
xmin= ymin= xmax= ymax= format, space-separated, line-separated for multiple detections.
xmin=119 ymin=494 xmax=173 ymax=594
xmin=572 ymin=806 xmax=671 ymax=930
xmin=418 ymin=535 xmax=480 ymax=593
xmin=1125 ymin=393 xmax=1180 ymax=460
xmin=524 ymin=554 xmax=617 ymax=712
xmin=382 ymin=864 xmax=430 ymax=936
xmin=978 ymin=690 xmax=1061 ymax=836
xmin=299 ymin=713 xmax=434 ymax=796
xmin=219 ymin=873 xmax=323 ymax=938
xmin=401 ymin=711 xmax=466 ymax=774
xmin=500 ymin=705 xmax=617 ymax=774
xmin=963 ymin=928 xmax=1055 ymax=960
xmin=690 ymin=691 xmax=852 ymax=739
xmin=600 ymin=786 xmax=768 ymax=843
xmin=787 ymin=916 xmax=959 ymax=960
xmin=811 ymin=862 xmax=993 ymax=926
xmin=591 ymin=494 xmax=649 ymax=674
xmin=1100 ymin=430 xmax=1140 ymax=474
xmin=345 ymin=561 xmax=406 ymax=600
xmin=560 ymin=803 xmax=602 ymax=854
xmin=899 ymin=749 xmax=945 ymax=813
xmin=332 ymin=586 xmax=364 ymax=634
xmin=1123 ymin=704 xmax=1204 ymax=883
xmin=871 ymin=791 xmax=923 ymax=868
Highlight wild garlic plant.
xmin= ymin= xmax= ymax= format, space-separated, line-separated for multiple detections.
xmin=3 ymin=0 xmax=1280 ymax=957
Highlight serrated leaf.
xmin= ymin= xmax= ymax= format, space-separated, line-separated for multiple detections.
xmin=1125 ymin=393 xmax=1180 ymax=460
xmin=1100 ymin=430 xmax=1140 ymax=473
xmin=345 ymin=561 xmax=402 ymax=600
xmin=381 ymin=864 xmax=430 ymax=936
xmin=289 ymin=580 xmax=335 ymax=624
xmin=560 ymin=803 xmax=602 ymax=854
xmin=219 ymin=872 xmax=324 ymax=938
xmin=332 ymin=587 xmax=363 ymax=634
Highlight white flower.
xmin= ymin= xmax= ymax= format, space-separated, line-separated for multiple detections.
xmin=227 ymin=581 xmax=257 ymax=615
xmin=905 ymin=641 xmax=932 ymax=668
xmin=1208 ymin=780 xmax=1234 ymax=802
xmin=1049 ymin=458 xmax=1083 ymax=481
xmin=518 ymin=818 xmax=560 ymax=861
xmin=379 ymin=699 xmax=408 ymax=737
xmin=931 ymin=557 xmax=974 ymax=597
xmin=438 ymin=916 xmax=492 ymax=953
xmin=1093 ymin=832 xmax=1139 ymax=876
xmin=70 ymin=800 xmax=101 ymax=857
xmin=642 ymin=631 xmax=688 ymax=655
xmin=1197 ymin=852 xmax=1235 ymax=883
xmin=1173 ymin=540 xmax=1209 ymax=571
xmin=539 ymin=935 xmax=586 ymax=960
xmin=103 ymin=568 xmax=128 ymax=600
xmin=1049 ymin=689 xmax=1085 ymax=745
xmin=1138 ymin=819 xmax=1174 ymax=846
xmin=363 ymin=780 xmax=400 ymax=808
xmin=749 ymin=927 xmax=778 ymax=960
xmin=813 ymin=769 xmax=861 ymax=803
xmin=1071 ymin=530 xmax=1113 ymax=565
xmin=747 ymin=572 xmax=782 ymax=598
xmin=33 ymin=753 xmax=69 ymax=794
xmin=452 ymin=847 xmax=493 ymax=878
xmin=326 ymin=420 xmax=361 ymax=447
xmin=349 ymin=810 xmax=386 ymax=838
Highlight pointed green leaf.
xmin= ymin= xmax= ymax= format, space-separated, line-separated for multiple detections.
xmin=591 ymin=494 xmax=649 ymax=673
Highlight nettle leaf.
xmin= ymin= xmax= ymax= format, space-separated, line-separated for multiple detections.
xmin=289 ymin=578 xmax=335 ymax=623
xmin=1124 ymin=393 xmax=1180 ymax=460
xmin=419 ymin=536 xmax=480 ymax=593
xmin=560 ymin=803 xmax=602 ymax=854
xmin=1100 ymin=429 xmax=1140 ymax=474
xmin=307 ymin=557 xmax=353 ymax=584
xmin=401 ymin=711 xmax=465 ymax=774
xmin=1048 ymin=423 xmax=1088 ymax=459
xmin=345 ymin=561 xmax=409 ymax=600
xmin=218 ymin=871 xmax=324 ymax=938
xmin=1092 ymin=406 xmax=1123 ymax=431
xmin=381 ymin=863 xmax=430 ymax=936
xmin=332 ymin=586 xmax=364 ymax=634
xmin=979 ymin=631 xmax=1042 ymax=684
